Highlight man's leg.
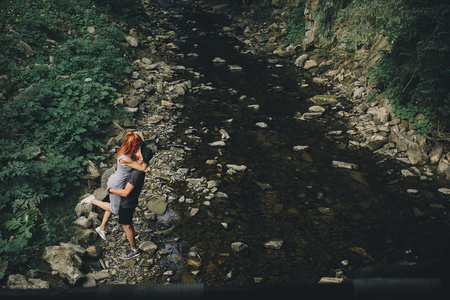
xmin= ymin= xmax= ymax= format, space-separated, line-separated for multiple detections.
xmin=119 ymin=207 xmax=140 ymax=259
xmin=122 ymin=224 xmax=136 ymax=250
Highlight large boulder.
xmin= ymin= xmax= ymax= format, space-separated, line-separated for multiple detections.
xmin=74 ymin=228 xmax=98 ymax=245
xmin=42 ymin=246 xmax=85 ymax=285
xmin=146 ymin=196 xmax=168 ymax=215
xmin=407 ymin=142 xmax=429 ymax=165
xmin=7 ymin=274 xmax=49 ymax=289
xmin=367 ymin=134 xmax=388 ymax=151
xmin=429 ymin=146 xmax=443 ymax=165
xmin=294 ymin=54 xmax=308 ymax=68
xmin=437 ymin=155 xmax=450 ymax=180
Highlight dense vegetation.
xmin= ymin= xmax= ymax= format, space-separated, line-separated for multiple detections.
xmin=0 ymin=0 xmax=146 ymax=279
xmin=286 ymin=0 xmax=450 ymax=134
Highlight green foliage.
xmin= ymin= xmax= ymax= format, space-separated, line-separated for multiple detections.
xmin=286 ymin=6 xmax=306 ymax=44
xmin=372 ymin=0 xmax=450 ymax=133
xmin=0 ymin=201 xmax=42 ymax=279
xmin=0 ymin=0 xmax=109 ymax=65
xmin=94 ymin=0 xmax=148 ymax=26
xmin=335 ymin=0 xmax=450 ymax=134
xmin=313 ymin=0 xmax=336 ymax=42
xmin=0 ymin=0 xmax=137 ymax=277
xmin=337 ymin=0 xmax=402 ymax=48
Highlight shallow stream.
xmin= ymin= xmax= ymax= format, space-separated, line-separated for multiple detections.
xmin=150 ymin=5 xmax=450 ymax=285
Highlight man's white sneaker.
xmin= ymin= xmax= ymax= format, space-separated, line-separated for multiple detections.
xmin=81 ymin=195 xmax=95 ymax=205
xmin=96 ymin=227 xmax=106 ymax=240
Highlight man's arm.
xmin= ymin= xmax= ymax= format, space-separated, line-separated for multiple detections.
xmin=107 ymin=182 xmax=135 ymax=197
xmin=120 ymin=156 xmax=150 ymax=172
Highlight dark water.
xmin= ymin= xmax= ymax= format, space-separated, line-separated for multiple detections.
xmin=155 ymin=6 xmax=450 ymax=285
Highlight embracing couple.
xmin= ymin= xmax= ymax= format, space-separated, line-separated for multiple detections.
xmin=81 ymin=132 xmax=153 ymax=259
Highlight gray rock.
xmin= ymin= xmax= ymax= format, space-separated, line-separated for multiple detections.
xmin=318 ymin=207 xmax=335 ymax=215
xmin=60 ymin=242 xmax=86 ymax=255
xmin=190 ymin=207 xmax=200 ymax=216
xmin=215 ymin=192 xmax=229 ymax=199
xmin=299 ymin=112 xmax=323 ymax=120
xmin=309 ymin=95 xmax=338 ymax=106
xmin=126 ymin=96 xmax=141 ymax=108
xmin=75 ymin=202 xmax=92 ymax=218
xmin=228 ymin=65 xmax=243 ymax=71
xmin=7 ymin=274 xmax=49 ymax=289
xmin=438 ymin=188 xmax=450 ymax=195
xmin=256 ymin=122 xmax=268 ymax=128
xmin=139 ymin=241 xmax=158 ymax=253
xmin=303 ymin=60 xmax=317 ymax=70
xmin=293 ymin=145 xmax=310 ymax=151
xmin=146 ymin=196 xmax=168 ymax=215
xmin=172 ymin=81 xmax=191 ymax=96
xmin=213 ymin=57 xmax=226 ymax=63
xmin=209 ymin=141 xmax=226 ymax=147
xmin=207 ymin=180 xmax=220 ymax=189
xmin=332 ymin=161 xmax=358 ymax=170
xmin=367 ymin=134 xmax=388 ymax=151
xmin=42 ymin=246 xmax=84 ymax=285
xmin=126 ymin=36 xmax=139 ymax=47
xmin=85 ymin=246 xmax=102 ymax=259
xmin=142 ymin=57 xmax=152 ymax=65
xmin=133 ymin=79 xmax=146 ymax=89
xmin=74 ymin=228 xmax=98 ymax=245
xmin=87 ymin=160 xmax=100 ymax=179
xmin=86 ymin=270 xmax=111 ymax=281
xmin=294 ymin=54 xmax=308 ymax=68
xmin=231 ymin=242 xmax=248 ymax=252
xmin=74 ymin=216 xmax=91 ymax=229
xmin=429 ymin=147 xmax=443 ymax=165
xmin=254 ymin=181 xmax=272 ymax=190
xmin=82 ymin=275 xmax=97 ymax=288
xmin=437 ymin=158 xmax=450 ymax=180
xmin=401 ymin=169 xmax=417 ymax=177
xmin=407 ymin=142 xmax=429 ymax=165
xmin=226 ymin=164 xmax=247 ymax=172
xmin=264 ymin=239 xmax=284 ymax=250
xmin=309 ymin=106 xmax=326 ymax=113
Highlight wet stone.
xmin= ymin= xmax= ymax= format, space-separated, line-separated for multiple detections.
xmin=332 ymin=161 xmax=358 ymax=170
xmin=231 ymin=242 xmax=248 ymax=253
xmin=264 ymin=239 xmax=284 ymax=250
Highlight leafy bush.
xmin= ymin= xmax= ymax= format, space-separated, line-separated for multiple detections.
xmin=375 ymin=0 xmax=450 ymax=133
xmin=286 ymin=7 xmax=306 ymax=44
xmin=335 ymin=0 xmax=450 ymax=134
xmin=0 ymin=0 xmax=136 ymax=279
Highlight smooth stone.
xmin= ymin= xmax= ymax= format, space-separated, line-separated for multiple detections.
xmin=231 ymin=242 xmax=248 ymax=253
xmin=332 ymin=161 xmax=358 ymax=170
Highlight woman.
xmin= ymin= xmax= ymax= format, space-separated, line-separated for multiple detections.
xmin=81 ymin=132 xmax=150 ymax=240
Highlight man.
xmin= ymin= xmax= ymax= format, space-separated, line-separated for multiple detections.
xmin=107 ymin=143 xmax=153 ymax=259
xmin=81 ymin=143 xmax=152 ymax=259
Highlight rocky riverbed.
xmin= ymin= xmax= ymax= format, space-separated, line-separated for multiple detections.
xmin=6 ymin=0 xmax=450 ymax=290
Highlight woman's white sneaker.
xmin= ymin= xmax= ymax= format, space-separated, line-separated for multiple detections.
xmin=81 ymin=195 xmax=95 ymax=205
xmin=95 ymin=227 xmax=106 ymax=240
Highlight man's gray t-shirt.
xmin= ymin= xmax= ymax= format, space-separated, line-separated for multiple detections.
xmin=120 ymin=169 xmax=145 ymax=209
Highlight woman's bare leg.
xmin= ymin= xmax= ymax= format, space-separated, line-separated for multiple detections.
xmin=90 ymin=199 xmax=112 ymax=231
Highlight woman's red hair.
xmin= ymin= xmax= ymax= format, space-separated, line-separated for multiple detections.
xmin=116 ymin=132 xmax=143 ymax=158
